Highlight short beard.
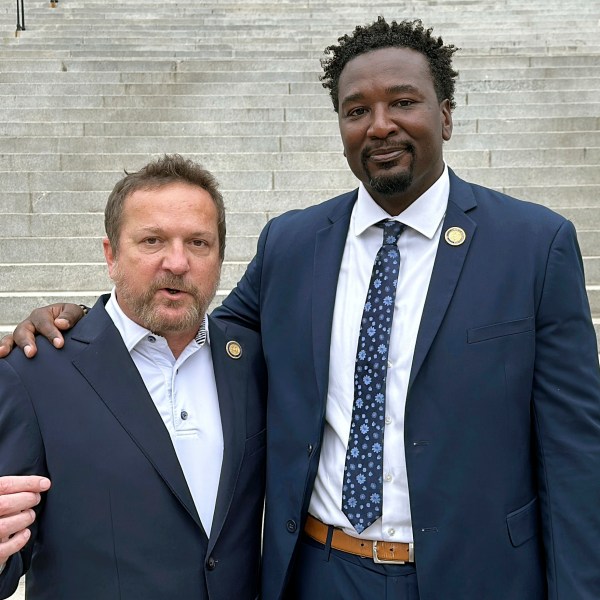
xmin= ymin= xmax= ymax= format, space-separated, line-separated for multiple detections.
xmin=361 ymin=145 xmax=415 ymax=196
xmin=112 ymin=268 xmax=219 ymax=336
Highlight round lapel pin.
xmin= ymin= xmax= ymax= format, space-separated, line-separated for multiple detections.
xmin=444 ymin=226 xmax=466 ymax=246
xmin=226 ymin=340 xmax=242 ymax=359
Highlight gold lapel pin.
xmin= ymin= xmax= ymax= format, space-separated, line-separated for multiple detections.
xmin=226 ymin=340 xmax=242 ymax=359
xmin=444 ymin=226 xmax=466 ymax=246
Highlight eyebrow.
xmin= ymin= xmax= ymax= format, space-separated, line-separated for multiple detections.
xmin=138 ymin=226 xmax=164 ymax=234
xmin=340 ymin=84 xmax=421 ymax=108
xmin=137 ymin=225 xmax=213 ymax=237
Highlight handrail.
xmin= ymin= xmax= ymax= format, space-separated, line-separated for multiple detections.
xmin=16 ymin=0 xmax=25 ymax=36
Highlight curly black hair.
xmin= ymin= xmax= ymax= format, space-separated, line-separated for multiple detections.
xmin=320 ymin=17 xmax=459 ymax=113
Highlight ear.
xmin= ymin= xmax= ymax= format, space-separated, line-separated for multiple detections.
xmin=440 ymin=99 xmax=453 ymax=142
xmin=103 ymin=237 xmax=116 ymax=279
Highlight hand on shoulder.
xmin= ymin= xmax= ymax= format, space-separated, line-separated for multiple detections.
xmin=0 ymin=304 xmax=86 ymax=359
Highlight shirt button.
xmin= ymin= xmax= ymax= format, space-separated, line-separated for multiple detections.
xmin=180 ymin=410 xmax=188 ymax=420
xmin=385 ymin=416 xmax=392 ymax=425
xmin=388 ymin=528 xmax=396 ymax=536
xmin=387 ymin=360 xmax=392 ymax=368
xmin=147 ymin=335 xmax=156 ymax=343
xmin=384 ymin=473 xmax=392 ymax=482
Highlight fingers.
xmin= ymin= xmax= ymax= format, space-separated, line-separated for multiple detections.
xmin=0 ymin=476 xmax=51 ymax=497
xmin=51 ymin=304 xmax=86 ymax=332
xmin=0 ymin=476 xmax=50 ymax=564
xmin=10 ymin=320 xmax=39 ymax=358
xmin=0 ymin=334 xmax=15 ymax=359
xmin=0 ymin=492 xmax=41 ymax=521
xmin=0 ymin=509 xmax=35 ymax=564
xmin=14 ymin=303 xmax=83 ymax=357
xmin=3 ymin=303 xmax=84 ymax=359
xmin=29 ymin=305 xmax=68 ymax=351
xmin=0 ymin=509 xmax=36 ymax=542
xmin=0 ymin=526 xmax=32 ymax=564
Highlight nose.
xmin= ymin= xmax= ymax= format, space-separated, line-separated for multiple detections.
xmin=367 ymin=105 xmax=398 ymax=139
xmin=162 ymin=241 xmax=190 ymax=275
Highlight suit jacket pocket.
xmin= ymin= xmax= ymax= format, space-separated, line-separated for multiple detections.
xmin=506 ymin=497 xmax=539 ymax=547
xmin=244 ymin=428 xmax=266 ymax=457
xmin=467 ymin=316 xmax=534 ymax=344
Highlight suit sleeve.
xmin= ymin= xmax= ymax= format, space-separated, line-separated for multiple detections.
xmin=0 ymin=361 xmax=47 ymax=599
xmin=214 ymin=219 xmax=274 ymax=331
xmin=532 ymin=220 xmax=600 ymax=598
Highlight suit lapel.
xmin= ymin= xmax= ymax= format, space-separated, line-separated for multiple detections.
xmin=71 ymin=301 xmax=204 ymax=532
xmin=206 ymin=318 xmax=247 ymax=553
xmin=312 ymin=192 xmax=356 ymax=402
xmin=408 ymin=172 xmax=477 ymax=389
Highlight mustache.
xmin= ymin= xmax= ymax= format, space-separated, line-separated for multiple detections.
xmin=149 ymin=275 xmax=198 ymax=296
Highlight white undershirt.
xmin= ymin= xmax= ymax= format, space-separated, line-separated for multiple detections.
xmin=106 ymin=292 xmax=223 ymax=535
xmin=308 ymin=166 xmax=449 ymax=542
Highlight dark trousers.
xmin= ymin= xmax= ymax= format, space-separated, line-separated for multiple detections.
xmin=285 ymin=533 xmax=420 ymax=600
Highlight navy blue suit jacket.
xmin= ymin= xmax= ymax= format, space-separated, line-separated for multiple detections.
xmin=0 ymin=296 xmax=266 ymax=599
xmin=217 ymin=169 xmax=600 ymax=600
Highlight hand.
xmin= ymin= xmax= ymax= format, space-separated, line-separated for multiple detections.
xmin=0 ymin=303 xmax=85 ymax=359
xmin=0 ymin=476 xmax=51 ymax=564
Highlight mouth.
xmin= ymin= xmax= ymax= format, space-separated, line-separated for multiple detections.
xmin=159 ymin=287 xmax=187 ymax=298
xmin=365 ymin=145 xmax=413 ymax=165
xmin=369 ymin=150 xmax=405 ymax=163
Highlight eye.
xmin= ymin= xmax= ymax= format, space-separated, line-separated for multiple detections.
xmin=144 ymin=237 xmax=159 ymax=245
xmin=394 ymin=99 xmax=414 ymax=108
xmin=191 ymin=239 xmax=207 ymax=247
xmin=347 ymin=106 xmax=367 ymax=118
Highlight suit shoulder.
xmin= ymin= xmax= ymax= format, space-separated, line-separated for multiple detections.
xmin=267 ymin=189 xmax=356 ymax=228
xmin=468 ymin=181 xmax=566 ymax=220
xmin=2 ymin=302 xmax=112 ymax=376
xmin=2 ymin=334 xmax=67 ymax=373
xmin=465 ymin=181 xmax=569 ymax=231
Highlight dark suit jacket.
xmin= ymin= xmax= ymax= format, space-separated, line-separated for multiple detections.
xmin=216 ymin=169 xmax=600 ymax=600
xmin=0 ymin=296 xmax=266 ymax=600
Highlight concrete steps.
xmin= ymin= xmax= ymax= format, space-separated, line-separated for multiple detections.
xmin=2 ymin=130 xmax=600 ymax=155
xmin=0 ymin=0 xmax=599 ymax=350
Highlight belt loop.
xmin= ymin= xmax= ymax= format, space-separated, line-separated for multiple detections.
xmin=323 ymin=523 xmax=334 ymax=560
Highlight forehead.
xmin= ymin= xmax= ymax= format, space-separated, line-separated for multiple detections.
xmin=338 ymin=46 xmax=435 ymax=101
xmin=122 ymin=182 xmax=218 ymax=228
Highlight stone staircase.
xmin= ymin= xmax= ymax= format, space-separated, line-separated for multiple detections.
xmin=0 ymin=0 xmax=599 ymax=353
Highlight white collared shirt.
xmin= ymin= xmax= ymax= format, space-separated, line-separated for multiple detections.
xmin=106 ymin=292 xmax=223 ymax=536
xmin=308 ymin=166 xmax=449 ymax=542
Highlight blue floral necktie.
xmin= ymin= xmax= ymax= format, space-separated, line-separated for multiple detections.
xmin=342 ymin=219 xmax=404 ymax=533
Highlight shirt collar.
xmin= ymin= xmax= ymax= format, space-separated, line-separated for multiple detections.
xmin=353 ymin=163 xmax=449 ymax=239
xmin=105 ymin=288 xmax=210 ymax=353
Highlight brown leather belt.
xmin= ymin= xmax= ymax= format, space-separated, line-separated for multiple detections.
xmin=304 ymin=515 xmax=414 ymax=564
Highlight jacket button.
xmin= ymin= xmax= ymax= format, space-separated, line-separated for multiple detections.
xmin=206 ymin=556 xmax=216 ymax=570
xmin=286 ymin=519 xmax=297 ymax=533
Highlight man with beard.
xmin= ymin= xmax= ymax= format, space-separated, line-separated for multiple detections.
xmin=2 ymin=18 xmax=600 ymax=600
xmin=0 ymin=155 xmax=266 ymax=599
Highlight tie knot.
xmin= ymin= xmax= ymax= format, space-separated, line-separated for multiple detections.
xmin=379 ymin=219 xmax=404 ymax=246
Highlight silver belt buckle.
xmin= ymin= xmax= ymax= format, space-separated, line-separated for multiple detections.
xmin=372 ymin=540 xmax=414 ymax=564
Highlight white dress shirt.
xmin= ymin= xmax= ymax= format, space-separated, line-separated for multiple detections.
xmin=106 ymin=292 xmax=223 ymax=536
xmin=308 ymin=166 xmax=449 ymax=542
